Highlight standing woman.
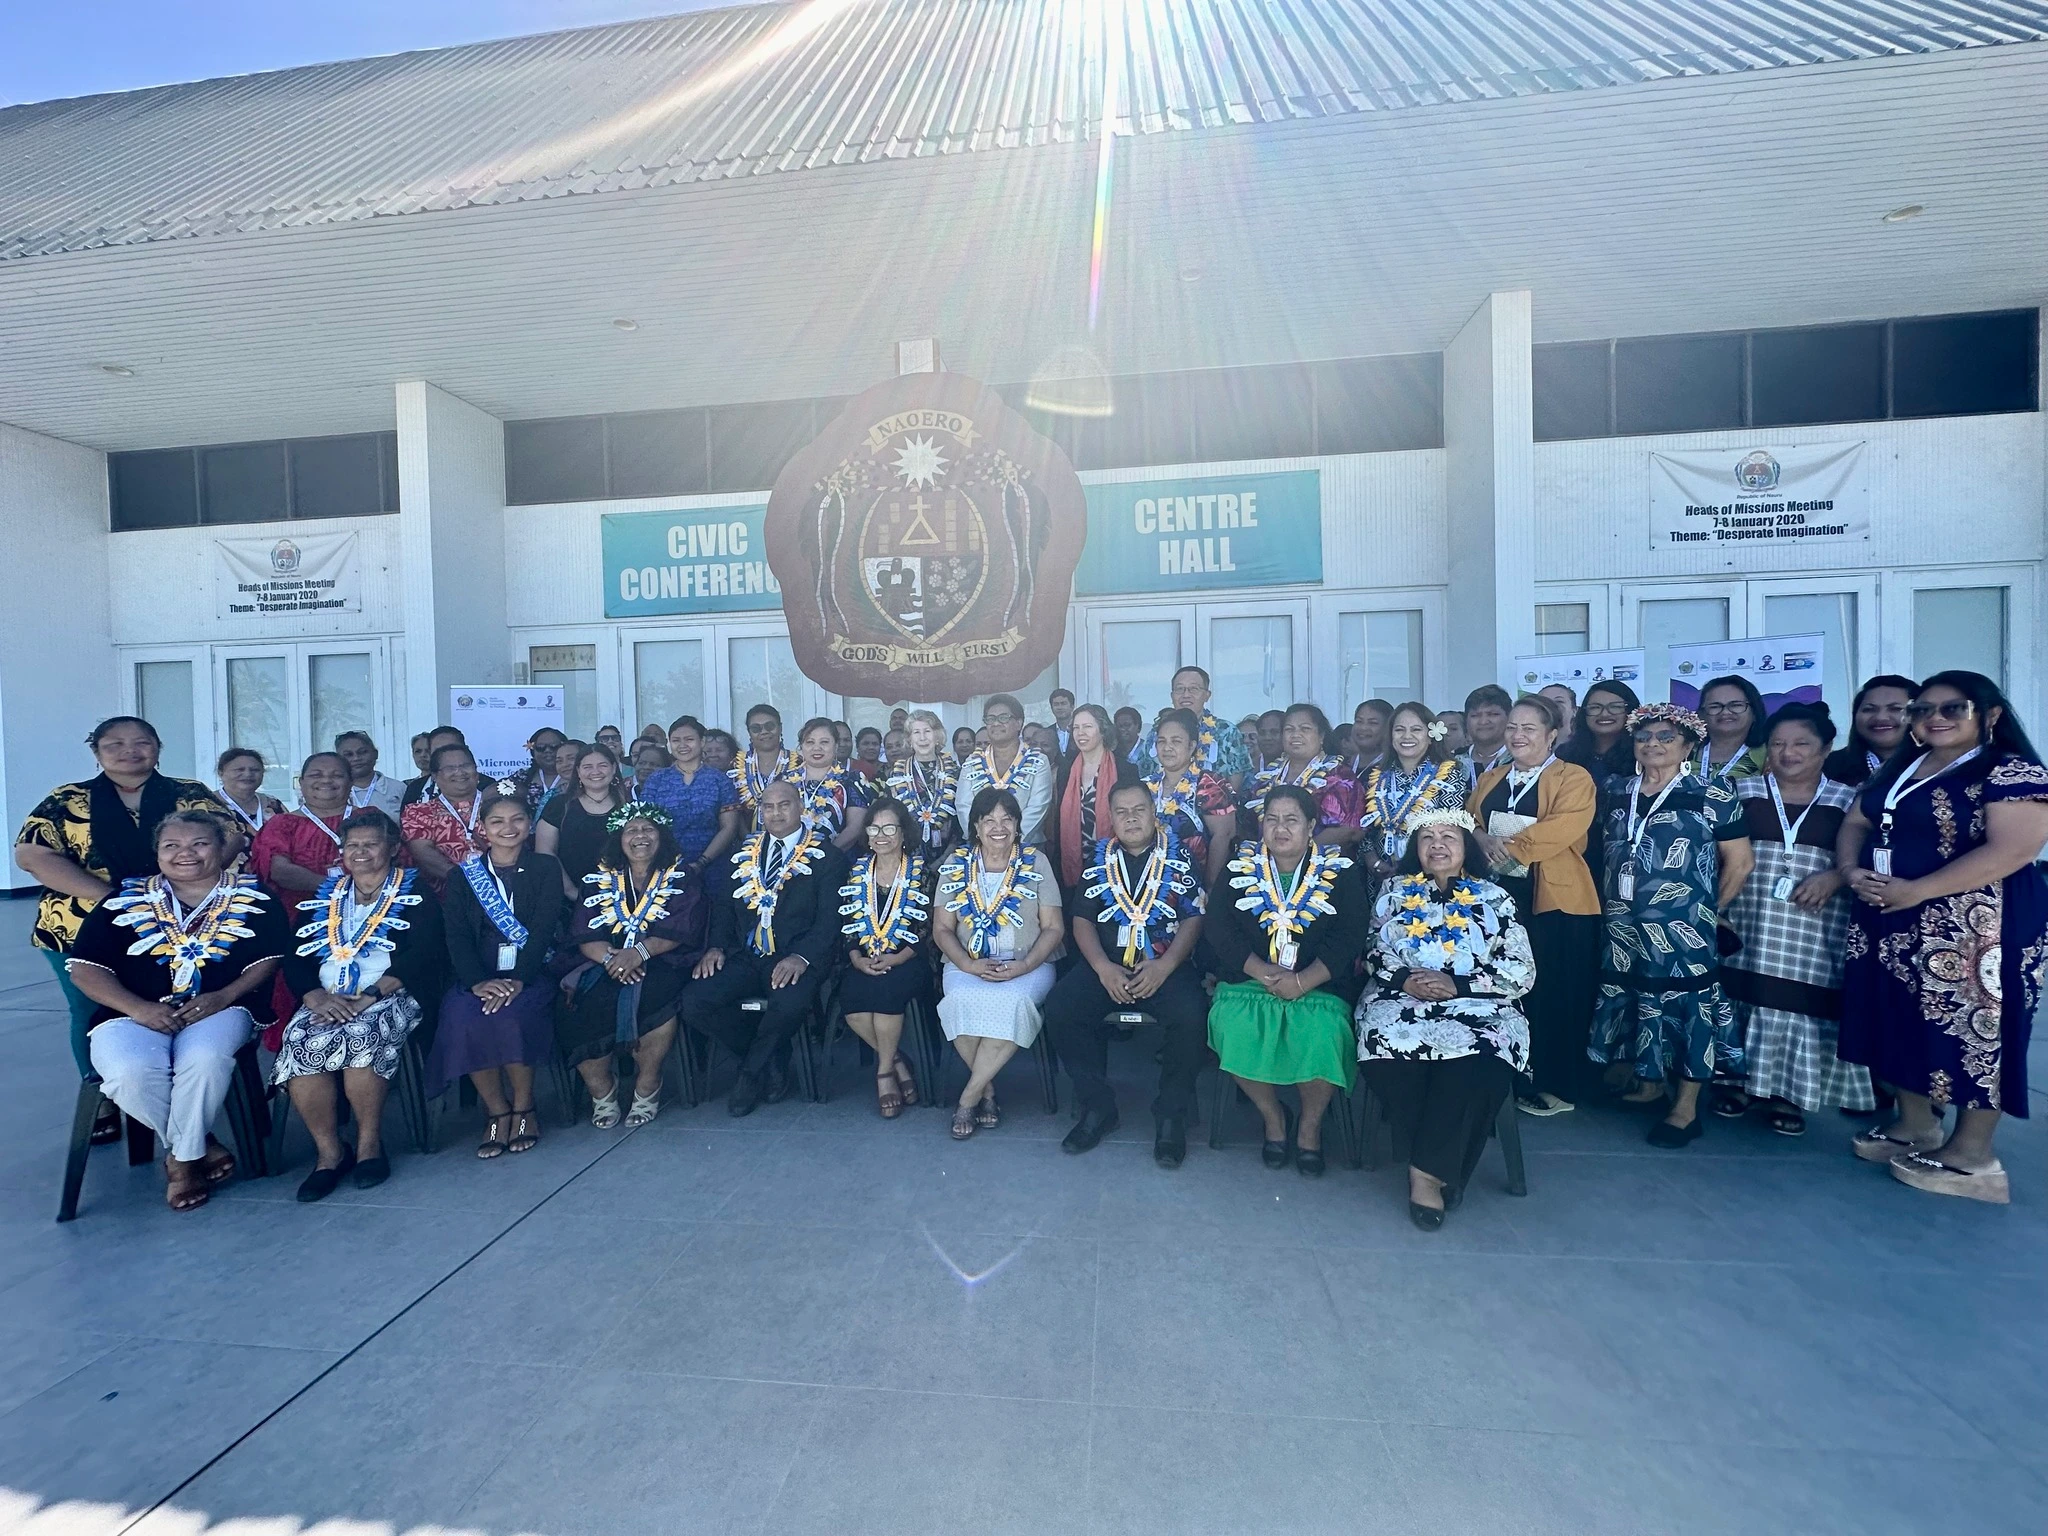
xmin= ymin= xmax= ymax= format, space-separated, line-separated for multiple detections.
xmin=557 ymin=805 xmax=701 ymax=1130
xmin=1588 ymin=704 xmax=1754 ymax=1146
xmin=1467 ymin=695 xmax=1601 ymax=1116
xmin=1240 ymin=703 xmax=1343 ymax=828
xmin=275 ymin=810 xmax=442 ymax=1200
xmin=536 ymin=744 xmax=627 ymax=893
xmin=1837 ymin=672 xmax=2048 ymax=1202
xmin=1204 ymin=785 xmax=1369 ymax=1175
xmin=732 ymin=704 xmax=802 ymax=824
xmin=1352 ymin=702 xmax=1469 ymax=882
xmin=1696 ymin=676 xmax=1768 ymax=784
xmin=839 ymin=797 xmax=931 ymax=1118
xmin=794 ymin=716 xmax=872 ymax=850
xmin=427 ymin=794 xmax=566 ymax=1158
xmin=952 ymin=725 xmax=980 ymax=764
xmin=888 ymin=709 xmax=960 ymax=859
xmin=401 ymin=744 xmax=487 ymax=893
xmin=1823 ymin=674 xmax=1916 ymax=788
xmin=932 ymin=788 xmax=1063 ymax=1139
xmin=1558 ymin=680 xmax=1641 ymax=789
xmin=14 ymin=716 xmax=231 ymax=1092
xmin=250 ymin=751 xmax=358 ymax=898
xmin=510 ymin=728 xmax=570 ymax=817
xmin=1721 ymin=704 xmax=1872 ymax=1135
xmin=1145 ymin=708 xmax=1237 ymax=890
xmin=1052 ymin=705 xmax=1123 ymax=896
xmin=216 ymin=747 xmax=285 ymax=837
xmin=637 ymin=718 xmax=743 ymax=879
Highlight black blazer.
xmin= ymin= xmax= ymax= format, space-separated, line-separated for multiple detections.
xmin=708 ymin=839 xmax=850 ymax=967
xmin=281 ymin=883 xmax=445 ymax=1001
xmin=441 ymin=852 xmax=566 ymax=986
xmin=1201 ymin=855 xmax=1371 ymax=1005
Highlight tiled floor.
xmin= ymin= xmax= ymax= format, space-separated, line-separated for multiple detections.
xmin=0 ymin=900 xmax=2043 ymax=1535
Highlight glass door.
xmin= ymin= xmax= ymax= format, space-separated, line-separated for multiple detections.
xmin=1197 ymin=597 xmax=1308 ymax=724
xmin=1085 ymin=605 xmax=1193 ymax=718
xmin=121 ymin=647 xmax=214 ymax=784
xmin=1622 ymin=582 xmax=1745 ymax=704
xmin=1308 ymin=589 xmax=1445 ymax=722
xmin=1747 ymin=575 xmax=1876 ymax=712
xmin=210 ymin=640 xmax=391 ymax=799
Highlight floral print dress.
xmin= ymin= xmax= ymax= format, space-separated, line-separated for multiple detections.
xmin=1356 ymin=874 xmax=1535 ymax=1071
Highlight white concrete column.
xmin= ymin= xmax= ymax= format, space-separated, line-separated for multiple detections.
xmin=394 ymin=381 xmax=509 ymax=731
xmin=0 ymin=421 xmax=117 ymax=887
xmin=1443 ymin=290 xmax=1537 ymax=699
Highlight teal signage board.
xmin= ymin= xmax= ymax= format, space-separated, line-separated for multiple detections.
xmin=601 ymin=505 xmax=781 ymax=618
xmin=1073 ymin=469 xmax=1322 ymax=595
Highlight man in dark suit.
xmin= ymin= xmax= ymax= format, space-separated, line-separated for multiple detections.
xmin=680 ymin=777 xmax=848 ymax=1116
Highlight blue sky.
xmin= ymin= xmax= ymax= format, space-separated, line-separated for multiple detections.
xmin=1 ymin=1 xmax=735 ymax=105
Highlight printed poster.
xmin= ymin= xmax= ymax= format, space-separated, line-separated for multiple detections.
xmin=1648 ymin=443 xmax=1868 ymax=551
xmin=1666 ymin=633 xmax=1825 ymax=715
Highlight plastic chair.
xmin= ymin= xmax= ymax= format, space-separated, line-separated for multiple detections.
xmin=1206 ymin=1071 xmax=1355 ymax=1163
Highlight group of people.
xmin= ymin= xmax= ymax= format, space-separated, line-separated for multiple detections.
xmin=17 ymin=660 xmax=2046 ymax=1228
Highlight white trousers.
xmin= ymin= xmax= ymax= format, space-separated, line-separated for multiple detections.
xmin=88 ymin=1007 xmax=255 ymax=1163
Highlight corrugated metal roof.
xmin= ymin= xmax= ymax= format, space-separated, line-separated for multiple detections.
xmin=2 ymin=0 xmax=2044 ymax=261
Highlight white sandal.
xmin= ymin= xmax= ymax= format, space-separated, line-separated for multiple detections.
xmin=624 ymin=1090 xmax=662 ymax=1128
xmin=589 ymin=1082 xmax=622 ymax=1130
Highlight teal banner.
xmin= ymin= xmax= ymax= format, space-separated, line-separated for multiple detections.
xmin=602 ymin=505 xmax=781 ymax=617
xmin=1074 ymin=470 xmax=1322 ymax=595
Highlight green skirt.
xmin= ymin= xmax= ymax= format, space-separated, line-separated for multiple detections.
xmin=1207 ymin=981 xmax=1357 ymax=1091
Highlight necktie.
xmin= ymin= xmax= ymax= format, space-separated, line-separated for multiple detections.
xmin=763 ymin=836 xmax=786 ymax=886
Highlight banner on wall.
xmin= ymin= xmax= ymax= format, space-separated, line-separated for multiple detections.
xmin=448 ymin=686 xmax=565 ymax=782
xmin=601 ymin=505 xmax=779 ymax=618
xmin=1510 ymin=649 xmax=1646 ymax=697
xmin=214 ymin=530 xmax=362 ymax=620
xmin=1648 ymin=442 xmax=1868 ymax=551
xmin=1074 ymin=470 xmax=1322 ymax=595
xmin=1667 ymin=633 xmax=1825 ymax=714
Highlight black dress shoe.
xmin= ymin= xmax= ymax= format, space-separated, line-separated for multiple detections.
xmin=1647 ymin=1115 xmax=1705 ymax=1148
xmin=760 ymin=1062 xmax=792 ymax=1104
xmin=727 ymin=1071 xmax=763 ymax=1118
xmin=296 ymin=1149 xmax=356 ymax=1204
xmin=1295 ymin=1147 xmax=1326 ymax=1178
xmin=1408 ymin=1200 xmax=1446 ymax=1231
xmin=1442 ymin=1183 xmax=1464 ymax=1212
xmin=1153 ymin=1116 xmax=1187 ymax=1170
xmin=1261 ymin=1137 xmax=1290 ymax=1170
xmin=352 ymin=1154 xmax=390 ymax=1190
xmin=1062 ymin=1107 xmax=1118 ymax=1154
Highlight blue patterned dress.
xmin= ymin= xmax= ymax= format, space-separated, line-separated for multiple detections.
xmin=1589 ymin=771 xmax=1749 ymax=1082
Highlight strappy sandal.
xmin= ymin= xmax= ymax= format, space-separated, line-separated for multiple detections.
xmin=200 ymin=1135 xmax=237 ymax=1184
xmin=588 ymin=1080 xmax=622 ymax=1130
xmin=974 ymin=1090 xmax=1000 ymax=1129
xmin=507 ymin=1107 xmax=541 ymax=1154
xmin=624 ymin=1089 xmax=661 ymax=1128
xmin=477 ymin=1112 xmax=514 ymax=1160
xmin=164 ymin=1156 xmax=210 ymax=1212
xmin=876 ymin=1069 xmax=904 ymax=1120
xmin=1851 ymin=1124 xmax=1941 ymax=1163
xmin=1766 ymin=1107 xmax=1806 ymax=1137
xmin=891 ymin=1056 xmax=919 ymax=1107
xmin=90 ymin=1100 xmax=122 ymax=1146
xmin=950 ymin=1104 xmax=977 ymax=1140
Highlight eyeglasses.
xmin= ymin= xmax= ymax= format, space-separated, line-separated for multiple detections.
xmin=983 ymin=712 xmax=1018 ymax=726
xmin=866 ymin=822 xmax=900 ymax=837
xmin=1584 ymin=702 xmax=1628 ymax=716
xmin=1633 ymin=729 xmax=1683 ymax=745
xmin=1905 ymin=699 xmax=1976 ymax=723
xmin=1702 ymin=701 xmax=1751 ymax=716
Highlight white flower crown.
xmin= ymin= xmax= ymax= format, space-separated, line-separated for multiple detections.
xmin=1406 ymin=807 xmax=1476 ymax=834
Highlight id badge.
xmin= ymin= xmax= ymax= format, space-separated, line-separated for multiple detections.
xmin=497 ymin=943 xmax=519 ymax=972
xmin=1872 ymin=848 xmax=1893 ymax=877
xmin=1617 ymin=867 xmax=1636 ymax=901
xmin=1275 ymin=939 xmax=1300 ymax=970
xmin=1771 ymin=875 xmax=1796 ymax=901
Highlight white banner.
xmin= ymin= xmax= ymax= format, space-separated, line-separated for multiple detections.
xmin=1667 ymin=633 xmax=1825 ymax=714
xmin=1648 ymin=442 xmax=1868 ymax=551
xmin=449 ymin=686 xmax=566 ymax=783
xmin=1510 ymin=649 xmax=1646 ymax=699
xmin=214 ymin=531 xmax=362 ymax=620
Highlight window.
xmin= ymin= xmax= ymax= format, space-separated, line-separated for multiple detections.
xmin=1207 ymin=615 xmax=1294 ymax=720
xmin=1614 ymin=334 xmax=1744 ymax=436
xmin=288 ymin=434 xmax=393 ymax=520
xmin=307 ymin=653 xmax=374 ymax=754
xmin=110 ymin=449 xmax=199 ymax=530
xmin=727 ymin=635 xmax=807 ymax=737
xmin=1750 ymin=325 xmax=1883 ymax=427
xmin=135 ymin=661 xmax=195 ymax=780
xmin=1892 ymin=311 xmax=2037 ymax=419
xmin=200 ymin=443 xmax=289 ymax=525
xmin=1534 ymin=603 xmax=1591 ymax=655
xmin=504 ymin=417 xmax=605 ymax=505
xmin=707 ymin=401 xmax=815 ymax=493
xmin=1314 ymin=354 xmax=1444 ymax=454
xmin=1762 ymin=593 xmax=1856 ymax=707
xmin=1532 ymin=343 xmax=1610 ymax=441
xmin=634 ymin=640 xmax=706 ymax=735
xmin=1637 ymin=597 xmax=1728 ymax=699
xmin=1098 ymin=372 xmax=1195 ymax=470
xmin=1095 ymin=620 xmax=1182 ymax=715
xmin=1914 ymin=587 xmax=2008 ymax=687
xmin=609 ymin=410 xmax=708 ymax=499
xmin=1337 ymin=610 xmax=1421 ymax=703
xmin=225 ymin=656 xmax=292 ymax=796
xmin=1188 ymin=364 xmax=1316 ymax=462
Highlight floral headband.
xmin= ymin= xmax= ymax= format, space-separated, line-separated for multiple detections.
xmin=1626 ymin=703 xmax=1705 ymax=741
xmin=606 ymin=801 xmax=674 ymax=832
xmin=1406 ymin=807 xmax=1476 ymax=834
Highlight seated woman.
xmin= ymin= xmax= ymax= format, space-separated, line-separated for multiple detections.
xmin=536 ymin=743 xmax=627 ymax=893
xmin=1205 ymin=784 xmax=1370 ymax=1176
xmin=426 ymin=793 xmax=566 ymax=1158
xmin=838 ymin=796 xmax=932 ymax=1118
xmin=932 ymin=788 xmax=1063 ymax=1139
xmin=65 ymin=810 xmax=288 ymax=1212
xmin=1357 ymin=811 xmax=1534 ymax=1229
xmin=275 ymin=810 xmax=443 ymax=1202
xmin=557 ymin=804 xmax=702 ymax=1129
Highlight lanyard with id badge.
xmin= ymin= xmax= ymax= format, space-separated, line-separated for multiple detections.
xmin=1872 ymin=748 xmax=1979 ymax=876
xmin=1764 ymin=775 xmax=1815 ymax=901
xmin=1618 ymin=775 xmax=1683 ymax=902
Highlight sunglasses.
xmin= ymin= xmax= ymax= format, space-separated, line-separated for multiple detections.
xmin=746 ymin=721 xmax=778 ymax=734
xmin=1633 ymin=729 xmax=1683 ymax=745
xmin=1905 ymin=699 xmax=1976 ymax=723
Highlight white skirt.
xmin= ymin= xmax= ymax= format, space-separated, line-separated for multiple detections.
xmin=937 ymin=962 xmax=1057 ymax=1047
